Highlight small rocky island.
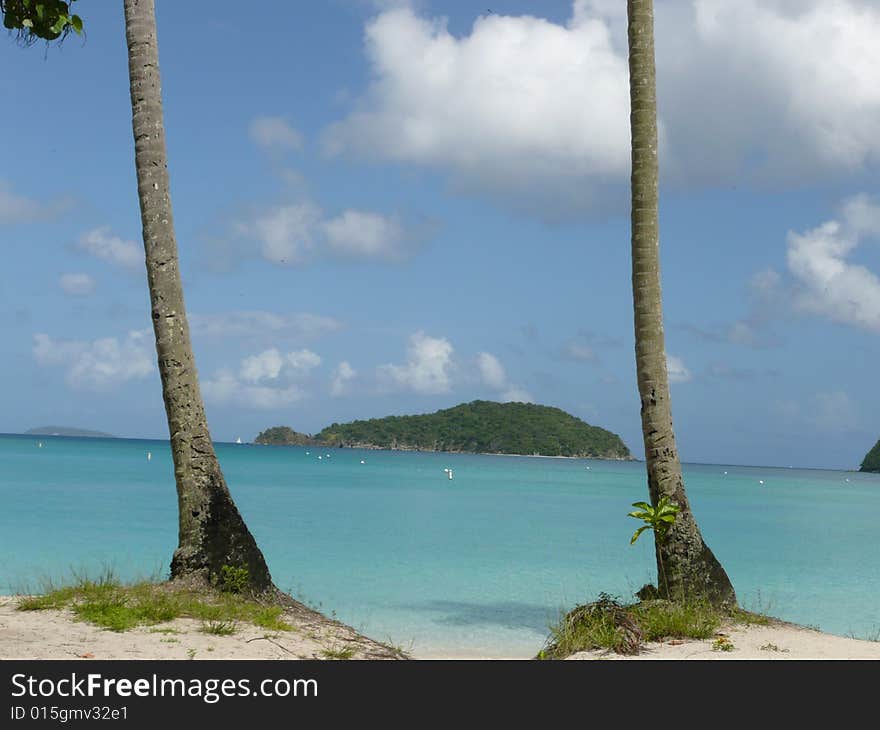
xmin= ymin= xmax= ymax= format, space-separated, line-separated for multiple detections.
xmin=256 ymin=400 xmax=632 ymax=459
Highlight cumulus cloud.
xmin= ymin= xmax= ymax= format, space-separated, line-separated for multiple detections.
xmin=33 ymin=330 xmax=154 ymax=390
xmin=249 ymin=116 xmax=304 ymax=151
xmin=330 ymin=361 xmax=357 ymax=397
xmin=0 ymin=180 xmax=70 ymax=224
xmin=322 ymin=210 xmax=407 ymax=260
xmin=202 ymin=347 xmax=320 ymax=410
xmin=476 ymin=351 xmax=534 ymax=402
xmin=202 ymin=370 xmax=306 ymax=410
xmin=324 ymin=1 xmax=880 ymax=214
xmin=189 ymin=310 xmax=342 ymax=341
xmin=59 ymin=273 xmax=95 ymax=297
xmin=76 ymin=227 xmax=142 ymax=270
xmin=782 ymin=194 xmax=880 ymax=331
xmin=233 ymin=202 xmax=320 ymax=265
xmin=324 ymin=4 xmax=631 ymax=215
xmin=232 ymin=203 xmax=414 ymax=265
xmin=378 ymin=331 xmax=455 ymax=394
xmin=476 ymin=352 xmax=507 ymax=389
xmin=666 ymin=354 xmax=692 ymax=384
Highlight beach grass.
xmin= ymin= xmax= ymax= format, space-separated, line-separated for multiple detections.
xmin=539 ymin=592 xmax=775 ymax=659
xmin=15 ymin=570 xmax=293 ymax=633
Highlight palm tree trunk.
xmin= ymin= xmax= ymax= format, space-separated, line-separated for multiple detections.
xmin=123 ymin=0 xmax=275 ymax=594
xmin=627 ymin=0 xmax=735 ymax=605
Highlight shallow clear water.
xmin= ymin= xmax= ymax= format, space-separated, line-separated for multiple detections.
xmin=1 ymin=434 xmax=878 ymax=656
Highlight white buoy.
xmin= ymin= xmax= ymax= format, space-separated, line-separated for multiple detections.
xmin=448 ymin=468 xmax=454 ymax=480
xmin=37 ymin=442 xmax=42 ymax=448
xmin=360 ymin=460 xmax=365 ymax=464
xmin=306 ymin=451 xmax=310 ymax=455
xmin=147 ymin=452 xmax=152 ymax=461
xmin=758 ymin=480 xmax=764 ymax=485
xmin=586 ymin=466 xmax=591 ymax=470
xmin=318 ymin=455 xmax=323 ymax=460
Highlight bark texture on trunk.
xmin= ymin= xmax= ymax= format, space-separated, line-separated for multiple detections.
xmin=627 ymin=0 xmax=735 ymax=606
xmin=123 ymin=0 xmax=273 ymax=594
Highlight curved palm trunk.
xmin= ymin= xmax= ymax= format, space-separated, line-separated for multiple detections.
xmin=627 ymin=0 xmax=735 ymax=605
xmin=124 ymin=0 xmax=274 ymax=594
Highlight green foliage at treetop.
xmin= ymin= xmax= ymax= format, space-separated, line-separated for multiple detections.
xmin=313 ymin=400 xmax=632 ymax=459
xmin=2 ymin=0 xmax=83 ymax=43
xmin=254 ymin=426 xmax=316 ymax=446
xmin=859 ymin=438 xmax=880 ymax=472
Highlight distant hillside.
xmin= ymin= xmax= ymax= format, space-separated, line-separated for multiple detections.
xmin=25 ymin=426 xmax=116 ymax=438
xmin=312 ymin=400 xmax=632 ymax=459
xmin=254 ymin=426 xmax=317 ymax=446
xmin=859 ymin=439 xmax=880 ymax=472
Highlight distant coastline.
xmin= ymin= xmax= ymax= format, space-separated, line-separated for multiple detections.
xmin=23 ymin=426 xmax=117 ymax=439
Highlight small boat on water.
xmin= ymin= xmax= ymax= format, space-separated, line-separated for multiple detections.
xmin=235 ymin=437 xmax=243 ymax=444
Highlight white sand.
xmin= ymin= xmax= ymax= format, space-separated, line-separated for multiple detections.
xmin=0 ymin=596 xmax=403 ymax=660
xmin=566 ymin=621 xmax=880 ymax=660
xmin=2 ymin=595 xmax=877 ymax=660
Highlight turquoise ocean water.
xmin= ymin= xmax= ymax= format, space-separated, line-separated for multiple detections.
xmin=1 ymin=433 xmax=878 ymax=657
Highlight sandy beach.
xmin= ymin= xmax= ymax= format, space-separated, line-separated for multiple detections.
xmin=0 ymin=596 xmax=404 ymax=661
xmin=1 ymin=595 xmax=877 ymax=660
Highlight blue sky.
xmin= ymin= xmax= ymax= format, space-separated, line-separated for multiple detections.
xmin=2 ymin=0 xmax=879 ymax=469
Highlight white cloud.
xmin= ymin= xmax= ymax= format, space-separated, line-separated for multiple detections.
xmin=202 ymin=370 xmax=306 ymax=410
xmin=33 ymin=330 xmax=154 ymax=390
xmin=59 ymin=273 xmax=95 ymax=297
xmin=189 ymin=311 xmax=342 ymax=341
xmin=331 ymin=361 xmax=357 ymax=397
xmin=666 ymin=354 xmax=692 ymax=384
xmin=0 ymin=180 xmax=70 ymax=224
xmin=76 ymin=227 xmax=142 ymax=270
xmin=249 ymin=116 xmax=304 ymax=151
xmin=240 ymin=348 xmax=285 ymax=383
xmin=785 ymin=195 xmax=880 ymax=331
xmin=324 ymin=4 xmax=630 ymax=215
xmin=233 ymin=202 xmax=320 ymax=265
xmin=234 ymin=202 xmax=412 ymax=265
xmin=202 ymin=347 xmax=320 ymax=410
xmin=378 ymin=331 xmax=454 ymax=393
xmin=322 ymin=210 xmax=406 ymax=260
xmin=476 ymin=351 xmax=533 ymax=402
xmin=476 ymin=352 xmax=507 ymax=389
xmin=324 ymin=1 xmax=880 ymax=214
xmin=673 ymin=0 xmax=880 ymax=180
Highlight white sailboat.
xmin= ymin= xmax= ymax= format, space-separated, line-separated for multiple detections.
xmin=235 ymin=437 xmax=243 ymax=444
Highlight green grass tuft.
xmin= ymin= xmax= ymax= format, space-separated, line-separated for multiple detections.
xmin=540 ymin=593 xmax=773 ymax=659
xmin=14 ymin=570 xmax=296 ymax=634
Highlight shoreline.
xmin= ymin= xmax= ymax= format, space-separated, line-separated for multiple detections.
xmin=2 ymin=596 xmax=878 ymax=660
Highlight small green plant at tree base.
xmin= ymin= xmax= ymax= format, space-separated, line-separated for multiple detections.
xmin=217 ymin=565 xmax=249 ymax=595
xmin=628 ymin=496 xmax=680 ymax=598
xmin=759 ymin=642 xmax=788 ymax=653
xmin=712 ymin=635 xmax=734 ymax=652
xmin=320 ymin=645 xmax=356 ymax=660
xmin=201 ymin=620 xmax=237 ymax=636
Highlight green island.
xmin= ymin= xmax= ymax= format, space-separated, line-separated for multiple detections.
xmin=24 ymin=426 xmax=116 ymax=438
xmin=859 ymin=438 xmax=880 ymax=472
xmin=256 ymin=400 xmax=632 ymax=459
